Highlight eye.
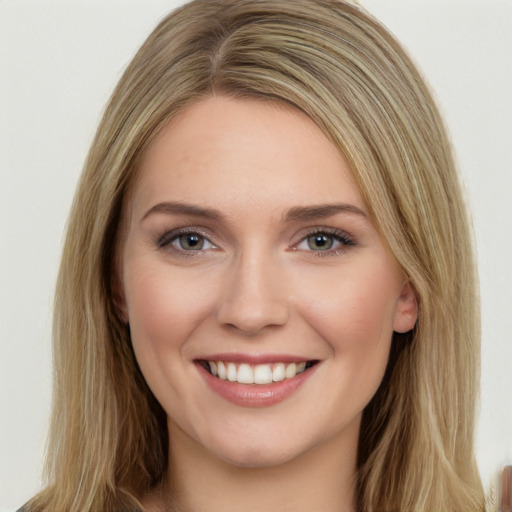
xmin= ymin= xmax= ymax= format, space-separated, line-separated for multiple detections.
xmin=305 ymin=233 xmax=335 ymax=251
xmin=296 ymin=229 xmax=355 ymax=254
xmin=173 ymin=233 xmax=210 ymax=251
xmin=157 ymin=229 xmax=217 ymax=253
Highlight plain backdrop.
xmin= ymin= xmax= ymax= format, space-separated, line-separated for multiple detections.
xmin=1 ymin=1 xmax=511 ymax=510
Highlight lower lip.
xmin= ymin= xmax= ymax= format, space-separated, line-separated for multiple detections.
xmin=197 ymin=362 xmax=317 ymax=408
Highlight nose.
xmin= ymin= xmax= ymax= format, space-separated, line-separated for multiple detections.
xmin=216 ymin=250 xmax=290 ymax=336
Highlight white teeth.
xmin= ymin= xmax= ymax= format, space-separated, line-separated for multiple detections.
xmin=296 ymin=361 xmax=306 ymax=373
xmin=285 ymin=362 xmax=297 ymax=379
xmin=254 ymin=364 xmax=273 ymax=384
xmin=217 ymin=361 xmax=227 ymax=380
xmin=206 ymin=360 xmax=312 ymax=384
xmin=272 ymin=363 xmax=285 ymax=382
xmin=227 ymin=362 xmax=237 ymax=382
xmin=237 ymin=363 xmax=255 ymax=384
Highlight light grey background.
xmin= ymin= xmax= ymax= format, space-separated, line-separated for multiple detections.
xmin=1 ymin=1 xmax=511 ymax=510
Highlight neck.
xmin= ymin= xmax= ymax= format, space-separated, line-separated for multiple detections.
xmin=155 ymin=420 xmax=358 ymax=512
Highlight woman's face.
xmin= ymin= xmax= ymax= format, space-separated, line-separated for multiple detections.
xmin=119 ymin=96 xmax=417 ymax=468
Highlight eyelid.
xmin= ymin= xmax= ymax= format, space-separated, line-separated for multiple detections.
xmin=156 ymin=226 xmax=219 ymax=253
xmin=293 ymin=227 xmax=356 ymax=255
xmin=154 ymin=225 xmax=355 ymax=256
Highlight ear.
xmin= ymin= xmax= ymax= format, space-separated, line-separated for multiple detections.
xmin=111 ymin=205 xmax=130 ymax=324
xmin=113 ymin=278 xmax=129 ymax=324
xmin=112 ymin=272 xmax=129 ymax=324
xmin=111 ymin=241 xmax=129 ymax=324
xmin=393 ymin=281 xmax=418 ymax=333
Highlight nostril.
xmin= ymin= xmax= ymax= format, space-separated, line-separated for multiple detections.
xmin=216 ymin=268 xmax=290 ymax=334
xmin=217 ymin=305 xmax=290 ymax=336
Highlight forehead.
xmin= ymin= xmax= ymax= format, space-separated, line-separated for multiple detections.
xmin=129 ymin=96 xmax=366 ymax=221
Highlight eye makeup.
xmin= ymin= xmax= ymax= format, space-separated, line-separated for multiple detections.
xmin=154 ymin=224 xmax=357 ymax=259
xmin=293 ymin=227 xmax=356 ymax=256
xmin=156 ymin=226 xmax=218 ymax=256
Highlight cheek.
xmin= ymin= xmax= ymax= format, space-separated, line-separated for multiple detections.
xmin=294 ymin=263 xmax=399 ymax=407
xmin=123 ymin=260 xmax=219 ymax=359
xmin=123 ymin=260 xmax=224 ymax=421
xmin=298 ymin=266 xmax=399 ymax=348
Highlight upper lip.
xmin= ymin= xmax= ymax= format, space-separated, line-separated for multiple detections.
xmin=195 ymin=353 xmax=317 ymax=364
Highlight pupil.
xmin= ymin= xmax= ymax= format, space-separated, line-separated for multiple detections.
xmin=181 ymin=234 xmax=203 ymax=250
xmin=309 ymin=234 xmax=332 ymax=250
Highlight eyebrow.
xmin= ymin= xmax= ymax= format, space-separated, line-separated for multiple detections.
xmin=283 ymin=203 xmax=367 ymax=222
xmin=142 ymin=201 xmax=224 ymax=222
xmin=141 ymin=201 xmax=367 ymax=223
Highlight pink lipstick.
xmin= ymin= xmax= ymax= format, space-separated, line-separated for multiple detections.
xmin=195 ymin=354 xmax=319 ymax=407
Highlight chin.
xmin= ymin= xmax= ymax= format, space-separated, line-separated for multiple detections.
xmin=214 ymin=442 xmax=304 ymax=469
xmin=200 ymin=423 xmax=322 ymax=469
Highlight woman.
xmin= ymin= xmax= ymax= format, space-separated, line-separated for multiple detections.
xmin=22 ymin=0 xmax=484 ymax=511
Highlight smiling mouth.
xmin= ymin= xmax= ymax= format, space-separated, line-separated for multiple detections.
xmin=198 ymin=360 xmax=318 ymax=385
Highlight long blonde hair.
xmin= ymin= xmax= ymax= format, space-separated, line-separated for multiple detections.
xmin=28 ymin=1 xmax=483 ymax=511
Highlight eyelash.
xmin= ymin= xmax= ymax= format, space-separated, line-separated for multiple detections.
xmin=156 ymin=227 xmax=217 ymax=256
xmin=155 ymin=227 xmax=356 ymax=256
xmin=295 ymin=228 xmax=356 ymax=256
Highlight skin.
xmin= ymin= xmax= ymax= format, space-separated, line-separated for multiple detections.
xmin=119 ymin=96 xmax=418 ymax=512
